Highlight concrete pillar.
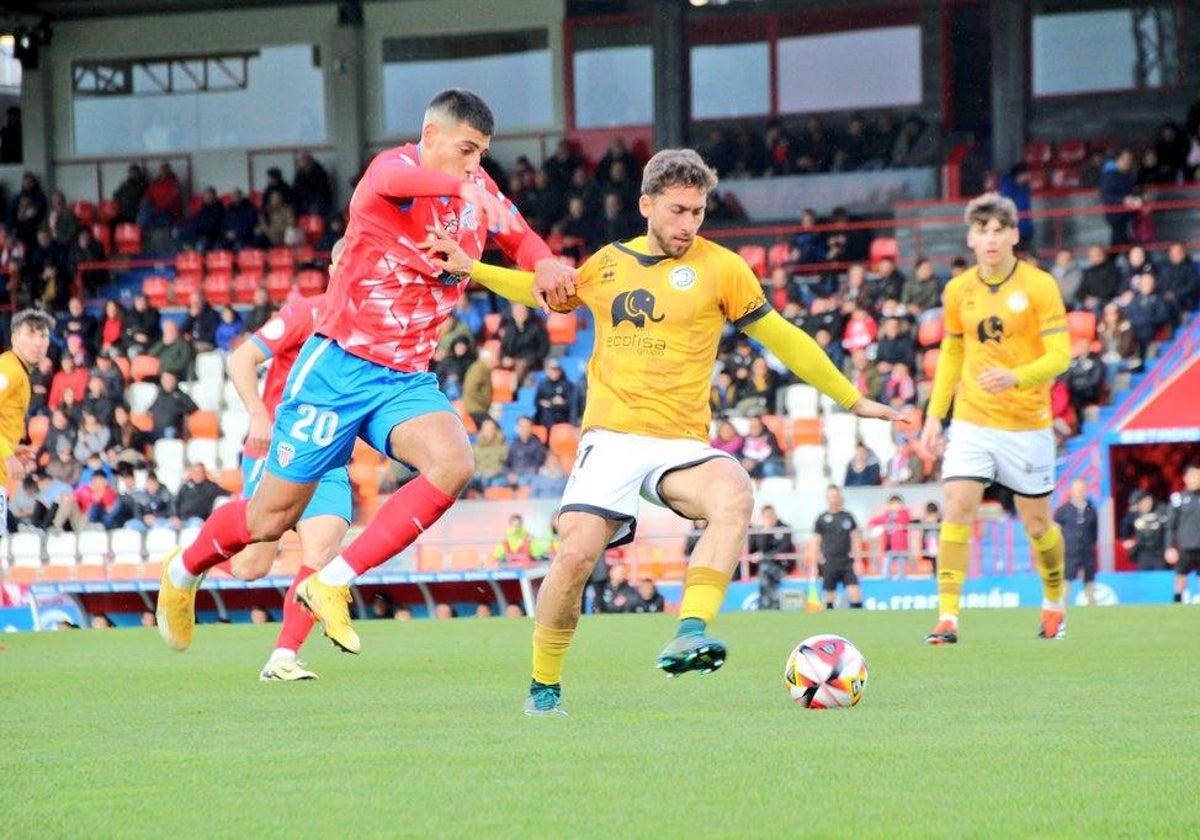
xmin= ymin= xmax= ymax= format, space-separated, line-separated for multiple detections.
xmin=328 ymin=11 xmax=366 ymax=207
xmin=989 ymin=0 xmax=1028 ymax=172
xmin=652 ymin=0 xmax=689 ymax=150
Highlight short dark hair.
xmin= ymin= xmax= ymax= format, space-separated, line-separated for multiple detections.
xmin=426 ymin=89 xmax=495 ymax=137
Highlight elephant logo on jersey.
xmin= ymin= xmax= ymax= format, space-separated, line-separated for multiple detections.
xmin=976 ymin=315 xmax=1009 ymax=344
xmin=612 ymin=289 xmax=665 ymax=328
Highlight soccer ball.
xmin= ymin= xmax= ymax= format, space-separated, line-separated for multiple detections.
xmin=784 ymin=634 xmax=868 ymax=709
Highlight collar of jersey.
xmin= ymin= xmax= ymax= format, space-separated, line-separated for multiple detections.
xmin=975 ymin=259 xmax=1019 ymax=290
xmin=613 ymin=237 xmax=672 ymax=267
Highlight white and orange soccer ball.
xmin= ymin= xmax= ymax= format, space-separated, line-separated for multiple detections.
xmin=784 ymin=634 xmax=868 ymax=709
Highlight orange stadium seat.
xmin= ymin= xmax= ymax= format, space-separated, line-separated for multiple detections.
xmin=237 ymin=248 xmax=266 ymax=273
xmin=483 ymin=313 xmax=502 ymax=339
xmin=1068 ymin=310 xmax=1097 ymax=342
xmin=549 ymin=423 xmax=579 ymax=467
xmin=130 ymin=355 xmax=160 ymax=382
xmin=97 ymin=199 xmax=120 ymax=224
xmin=738 ymin=244 xmax=767 ymax=278
xmin=788 ymin=417 xmax=823 ymax=447
xmin=204 ymin=272 xmax=233 ymax=306
xmin=266 ymin=271 xmax=294 ymax=301
xmin=452 ymin=399 xmax=477 ymax=434
xmin=113 ymin=355 xmax=131 ymax=383
xmin=204 ymin=250 xmax=233 ymax=273
xmin=175 ymin=251 xmax=203 ymax=280
xmin=27 ymin=414 xmax=49 ymax=451
xmin=529 ymin=424 xmax=548 ymax=444
xmin=70 ymin=201 xmax=96 ymax=227
xmin=130 ymin=412 xmax=154 ymax=432
xmin=917 ymin=316 xmax=945 ymax=348
xmin=481 ymin=338 xmax=501 ymax=361
xmin=298 ymin=214 xmax=325 ymax=247
xmin=296 ymin=269 xmax=326 ymax=297
xmin=547 ymin=311 xmax=577 ymax=345
xmin=267 ymin=247 xmax=295 ymax=272
xmin=767 ymin=242 xmax=791 ymax=270
xmin=173 ymin=274 xmax=198 ymax=302
xmin=921 ymin=348 xmax=940 ymax=380
xmin=416 ymin=546 xmax=445 ymax=572
xmin=142 ymin=275 xmax=170 ymax=309
xmin=115 ymin=223 xmax=142 ymax=256
xmin=187 ymin=410 xmax=220 ymax=439
xmin=233 ymin=274 xmax=260 ymax=304
xmin=869 ymin=236 xmax=899 ymax=269
xmin=483 ymin=486 xmax=515 ymax=501
xmin=760 ymin=414 xmax=787 ymax=450
xmin=491 ymin=368 xmax=515 ymax=403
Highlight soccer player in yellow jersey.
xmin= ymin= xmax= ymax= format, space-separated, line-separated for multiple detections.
xmin=0 ymin=309 xmax=54 ymax=527
xmin=426 ymin=149 xmax=899 ymax=715
xmin=919 ymin=193 xmax=1071 ymax=644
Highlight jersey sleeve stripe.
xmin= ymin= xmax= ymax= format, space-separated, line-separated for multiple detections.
xmin=1040 ymin=326 xmax=1068 ymax=336
xmin=251 ymin=335 xmax=275 ymax=360
xmin=732 ymin=302 xmax=771 ymax=330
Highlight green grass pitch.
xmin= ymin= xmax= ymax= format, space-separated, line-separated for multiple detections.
xmin=3 ymin=606 xmax=1197 ymax=838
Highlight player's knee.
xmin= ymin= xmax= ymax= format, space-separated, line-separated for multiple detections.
xmin=553 ymin=544 xmax=596 ymax=580
xmin=425 ymin=450 xmax=474 ymax=495
xmin=707 ymin=479 xmax=754 ymax=527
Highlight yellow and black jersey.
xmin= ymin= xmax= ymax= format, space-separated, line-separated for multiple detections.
xmin=942 ymin=260 xmax=1067 ymax=431
xmin=0 ymin=349 xmax=32 ymax=483
xmin=563 ymin=235 xmax=768 ymax=441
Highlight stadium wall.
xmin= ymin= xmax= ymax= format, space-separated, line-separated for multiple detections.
xmin=35 ymin=0 xmax=567 ymax=204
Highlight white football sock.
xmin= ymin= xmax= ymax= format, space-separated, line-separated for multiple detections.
xmin=317 ymin=556 xmax=356 ymax=586
xmin=168 ymin=555 xmax=198 ymax=589
xmin=269 ymin=647 xmax=296 ymax=663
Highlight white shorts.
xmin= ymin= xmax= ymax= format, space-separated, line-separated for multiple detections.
xmin=0 ymin=485 xmax=7 ymax=530
xmin=942 ymin=419 xmax=1055 ymax=498
xmin=560 ymin=429 xmax=738 ymax=547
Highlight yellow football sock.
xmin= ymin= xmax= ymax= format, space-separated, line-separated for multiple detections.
xmin=531 ymin=623 xmax=575 ymax=686
xmin=1032 ymin=526 xmax=1065 ymax=606
xmin=679 ymin=565 xmax=731 ymax=625
xmin=937 ymin=522 xmax=972 ymax=620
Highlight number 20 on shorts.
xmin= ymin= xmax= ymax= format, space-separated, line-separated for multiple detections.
xmin=289 ymin=404 xmax=340 ymax=447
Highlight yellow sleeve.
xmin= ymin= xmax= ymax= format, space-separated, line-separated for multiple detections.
xmin=742 ymin=311 xmax=862 ymax=410
xmin=722 ymin=250 xmax=770 ymax=325
xmin=470 ymin=260 xmax=589 ymax=313
xmin=469 ymin=261 xmax=539 ymax=309
xmin=926 ymin=335 xmax=964 ymax=420
xmin=1013 ymin=329 xmax=1071 ymax=388
xmin=0 ymin=356 xmax=22 ymax=457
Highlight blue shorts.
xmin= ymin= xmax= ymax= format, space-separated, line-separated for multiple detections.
xmin=242 ymin=455 xmax=352 ymax=523
xmin=267 ymin=335 xmax=455 ymax=484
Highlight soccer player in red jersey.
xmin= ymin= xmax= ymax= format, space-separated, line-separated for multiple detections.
xmin=155 ymin=89 xmax=573 ymax=653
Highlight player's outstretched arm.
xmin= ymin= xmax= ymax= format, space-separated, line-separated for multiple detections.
xmin=421 ymin=226 xmax=580 ymax=312
xmin=227 ymin=339 xmax=272 ymax=454
xmin=742 ymin=310 xmax=900 ymax=422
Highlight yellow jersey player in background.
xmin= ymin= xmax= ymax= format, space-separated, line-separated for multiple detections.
xmin=919 ymin=193 xmax=1071 ymax=644
xmin=0 ymin=309 xmax=55 ymax=528
xmin=426 ymin=149 xmax=900 ymax=716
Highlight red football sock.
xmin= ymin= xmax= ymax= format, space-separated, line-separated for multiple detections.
xmin=274 ymin=566 xmax=315 ymax=653
xmin=341 ymin=475 xmax=456 ymax=574
xmin=181 ymin=499 xmax=253 ymax=576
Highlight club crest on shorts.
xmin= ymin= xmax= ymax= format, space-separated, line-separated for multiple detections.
xmin=668 ymin=266 xmax=697 ymax=290
xmin=277 ymin=442 xmax=295 ymax=468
